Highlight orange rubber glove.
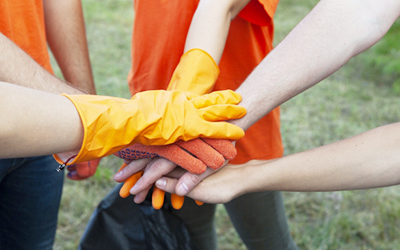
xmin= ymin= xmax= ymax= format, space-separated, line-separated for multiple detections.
xmin=53 ymin=89 xmax=245 ymax=167
xmin=66 ymin=158 xmax=101 ymax=180
xmin=115 ymin=138 xmax=236 ymax=209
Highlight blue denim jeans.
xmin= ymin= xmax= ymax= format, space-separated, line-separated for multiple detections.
xmin=0 ymin=156 xmax=64 ymax=250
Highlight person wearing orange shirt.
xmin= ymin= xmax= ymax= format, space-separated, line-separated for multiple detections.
xmin=155 ymin=0 xmax=400 ymax=204
xmin=0 ymin=0 xmax=95 ymax=249
xmin=0 ymin=3 xmax=248 ymax=249
xmin=80 ymin=1 xmax=298 ymax=249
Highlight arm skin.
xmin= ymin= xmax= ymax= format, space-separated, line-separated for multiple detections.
xmin=0 ymin=82 xmax=245 ymax=161
xmin=0 ymin=0 xmax=94 ymax=95
xmin=43 ymin=0 xmax=99 ymax=180
xmin=0 ymin=82 xmax=83 ymax=158
xmin=152 ymin=0 xmax=400 ymax=198
xmin=113 ymin=0 xmax=251 ymax=203
xmin=43 ymin=0 xmax=96 ymax=94
xmin=184 ymin=0 xmax=251 ymax=63
xmin=0 ymin=33 xmax=82 ymax=94
xmin=233 ymin=0 xmax=400 ymax=131
xmin=157 ymin=123 xmax=400 ymax=204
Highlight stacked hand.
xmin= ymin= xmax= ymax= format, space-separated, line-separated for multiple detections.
xmin=54 ymin=88 xmax=245 ymax=166
xmin=114 ymin=138 xmax=236 ymax=209
xmin=113 ymin=49 xmax=241 ymax=209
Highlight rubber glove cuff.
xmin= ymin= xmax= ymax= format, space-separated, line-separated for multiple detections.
xmin=167 ymin=48 xmax=219 ymax=94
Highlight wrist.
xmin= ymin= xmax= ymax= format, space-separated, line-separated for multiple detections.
xmin=167 ymin=48 xmax=219 ymax=94
xmin=240 ymin=159 xmax=282 ymax=194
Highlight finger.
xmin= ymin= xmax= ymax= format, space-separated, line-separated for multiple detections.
xmin=123 ymin=159 xmax=132 ymax=165
xmin=175 ymin=168 xmax=216 ymax=196
xmin=155 ymin=177 xmax=179 ymax=194
xmin=156 ymin=177 xmax=209 ymax=203
xmin=195 ymin=200 xmax=204 ymax=206
xmin=116 ymin=144 xmax=207 ymax=174
xmin=164 ymin=167 xmax=187 ymax=178
xmin=152 ymin=186 xmax=165 ymax=210
xmin=133 ymin=185 xmax=152 ymax=204
xmin=171 ymin=194 xmax=184 ymax=210
xmin=118 ymin=162 xmax=128 ymax=172
xmin=197 ymin=104 xmax=246 ymax=121
xmin=191 ymin=121 xmax=245 ymax=141
xmin=191 ymin=90 xmax=242 ymax=108
xmin=201 ymin=138 xmax=237 ymax=160
xmin=176 ymin=139 xmax=224 ymax=169
xmin=153 ymin=144 xmax=207 ymax=174
xmin=114 ymin=158 xmax=152 ymax=182
xmin=130 ymin=158 xmax=177 ymax=195
xmin=119 ymin=171 xmax=143 ymax=198
xmin=155 ymin=178 xmax=206 ymax=206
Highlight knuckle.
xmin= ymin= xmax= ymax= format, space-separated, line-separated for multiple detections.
xmin=147 ymin=158 xmax=175 ymax=174
xmin=187 ymin=174 xmax=201 ymax=184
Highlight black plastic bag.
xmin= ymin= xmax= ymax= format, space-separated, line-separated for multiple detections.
xmin=79 ymin=184 xmax=192 ymax=250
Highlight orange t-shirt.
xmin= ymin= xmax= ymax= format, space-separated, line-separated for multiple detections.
xmin=128 ymin=0 xmax=282 ymax=164
xmin=0 ymin=0 xmax=52 ymax=73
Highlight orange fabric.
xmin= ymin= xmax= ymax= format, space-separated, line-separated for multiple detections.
xmin=239 ymin=0 xmax=280 ymax=26
xmin=0 ymin=0 xmax=52 ymax=73
xmin=128 ymin=0 xmax=282 ymax=164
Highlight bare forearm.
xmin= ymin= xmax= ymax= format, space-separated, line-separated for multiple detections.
xmin=0 ymin=82 xmax=83 ymax=158
xmin=233 ymin=0 xmax=400 ymax=130
xmin=242 ymin=123 xmax=400 ymax=193
xmin=184 ymin=0 xmax=250 ymax=63
xmin=44 ymin=0 xmax=95 ymax=94
xmin=0 ymin=34 xmax=83 ymax=94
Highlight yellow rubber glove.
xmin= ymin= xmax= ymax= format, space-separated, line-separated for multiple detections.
xmin=54 ymin=89 xmax=245 ymax=166
xmin=167 ymin=48 xmax=219 ymax=93
xmin=116 ymin=50 xmax=228 ymax=210
xmin=165 ymin=49 xmax=226 ymax=209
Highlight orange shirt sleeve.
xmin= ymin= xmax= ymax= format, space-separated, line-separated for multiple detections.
xmin=238 ymin=0 xmax=279 ymax=26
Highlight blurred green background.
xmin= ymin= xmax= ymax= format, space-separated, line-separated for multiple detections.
xmin=52 ymin=0 xmax=400 ymax=249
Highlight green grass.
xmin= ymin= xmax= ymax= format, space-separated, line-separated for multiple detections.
xmin=53 ymin=1 xmax=400 ymax=249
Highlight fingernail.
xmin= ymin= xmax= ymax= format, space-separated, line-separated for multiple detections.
xmin=178 ymin=182 xmax=189 ymax=195
xmin=156 ymin=178 xmax=166 ymax=188
xmin=130 ymin=184 xmax=137 ymax=194
xmin=114 ymin=171 xmax=122 ymax=179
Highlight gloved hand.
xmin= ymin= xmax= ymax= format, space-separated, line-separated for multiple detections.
xmin=115 ymin=138 xmax=236 ymax=209
xmin=115 ymin=138 xmax=236 ymax=174
xmin=66 ymin=158 xmax=101 ymax=180
xmin=53 ymin=89 xmax=246 ymax=166
xmin=116 ymin=164 xmax=188 ymax=209
xmin=167 ymin=48 xmax=219 ymax=93
xmin=115 ymin=49 xmax=239 ymax=209
xmin=167 ymin=49 xmax=235 ymax=207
